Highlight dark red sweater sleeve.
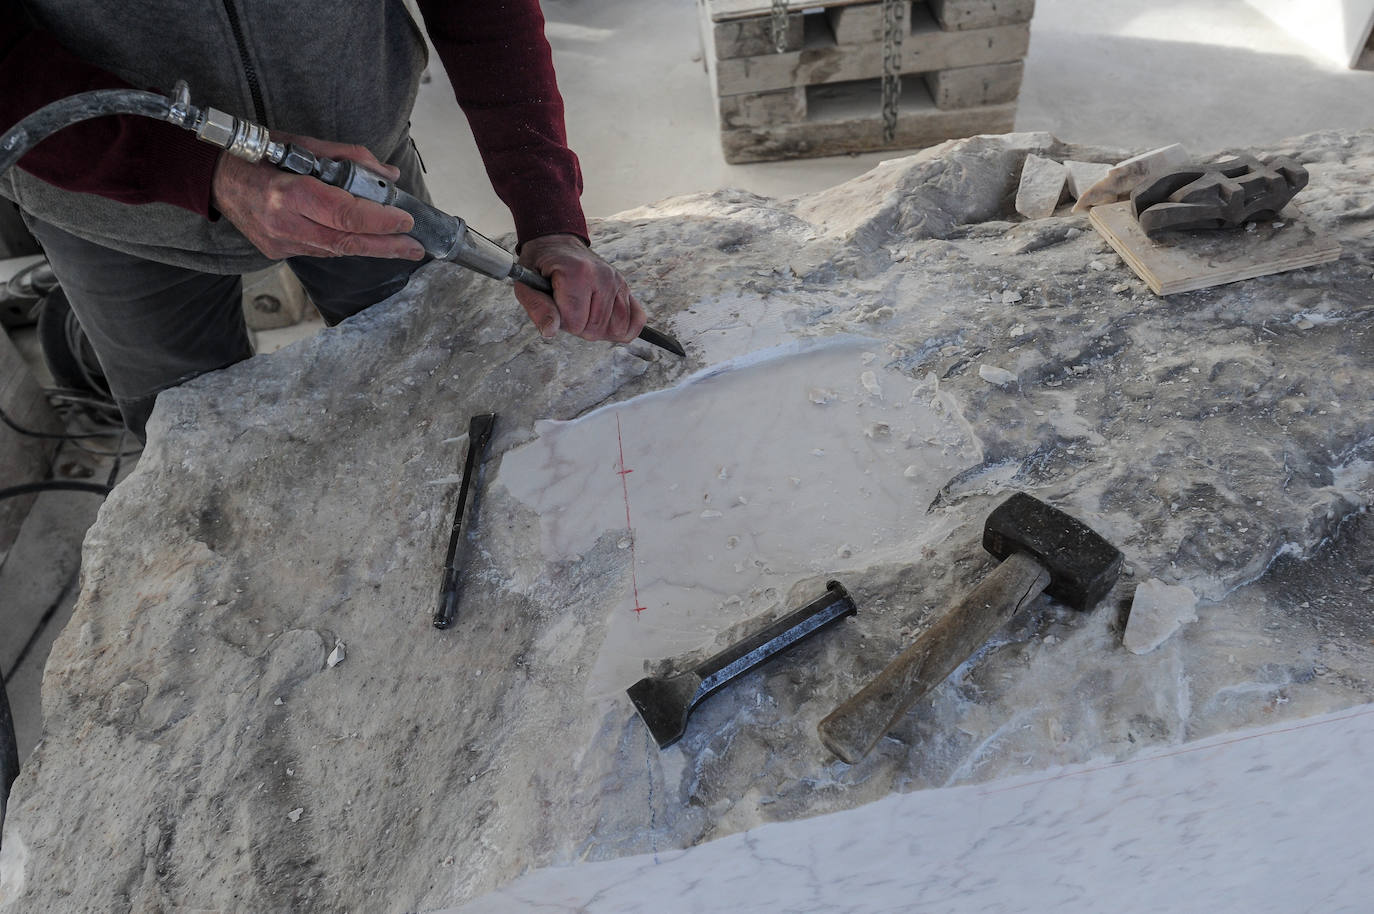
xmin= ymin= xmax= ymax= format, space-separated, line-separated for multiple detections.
xmin=416 ymin=0 xmax=589 ymax=247
xmin=1 ymin=0 xmax=219 ymax=215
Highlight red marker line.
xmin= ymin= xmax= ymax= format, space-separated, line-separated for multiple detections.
xmin=615 ymin=412 xmax=647 ymax=615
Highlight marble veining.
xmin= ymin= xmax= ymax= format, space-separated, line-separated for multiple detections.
xmin=449 ymin=704 xmax=1374 ymax=913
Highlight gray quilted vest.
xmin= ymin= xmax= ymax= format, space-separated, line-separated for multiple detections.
xmin=3 ymin=0 xmax=428 ymax=273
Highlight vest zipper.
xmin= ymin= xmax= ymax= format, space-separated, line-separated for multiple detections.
xmin=221 ymin=0 xmax=268 ymax=125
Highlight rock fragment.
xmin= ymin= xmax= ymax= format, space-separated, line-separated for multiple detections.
xmin=1073 ymin=144 xmax=1190 ymax=212
xmin=978 ymin=364 xmax=1018 ymax=387
xmin=1015 ymin=154 xmax=1068 ymax=219
xmin=1123 ymin=579 xmax=1199 ymax=654
xmin=1064 ymin=160 xmax=1112 ymax=201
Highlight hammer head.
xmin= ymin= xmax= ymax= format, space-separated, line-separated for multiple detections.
xmin=982 ymin=492 xmax=1123 ymax=611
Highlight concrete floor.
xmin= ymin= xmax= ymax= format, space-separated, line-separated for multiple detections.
xmin=5 ymin=0 xmax=1374 ymax=774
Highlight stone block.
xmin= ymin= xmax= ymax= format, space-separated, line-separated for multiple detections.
xmin=928 ymin=0 xmax=1037 ymax=31
xmin=719 ymin=87 xmax=808 ymax=128
xmin=5 ymin=129 xmax=1374 ymax=913
xmin=924 ymin=60 xmax=1023 ymax=109
xmin=715 ymin=6 xmax=1030 ymax=96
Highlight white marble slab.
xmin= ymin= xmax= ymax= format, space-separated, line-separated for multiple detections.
xmin=448 ymin=703 xmax=1374 ymax=913
xmin=499 ymin=338 xmax=982 ymax=696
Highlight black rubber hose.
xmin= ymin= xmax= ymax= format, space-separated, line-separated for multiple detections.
xmin=0 ymin=89 xmax=176 ymax=176
xmin=0 ymin=480 xmax=112 ymax=500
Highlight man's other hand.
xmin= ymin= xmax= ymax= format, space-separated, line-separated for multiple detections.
xmin=211 ymin=133 xmax=426 ymax=262
xmin=513 ymin=234 xmax=646 ymax=344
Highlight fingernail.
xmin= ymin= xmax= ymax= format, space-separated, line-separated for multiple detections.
xmin=540 ymin=317 xmax=558 ymax=338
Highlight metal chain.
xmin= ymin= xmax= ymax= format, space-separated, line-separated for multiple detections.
xmin=770 ymin=0 xmax=789 ymax=54
xmin=881 ymin=0 xmax=904 ymax=142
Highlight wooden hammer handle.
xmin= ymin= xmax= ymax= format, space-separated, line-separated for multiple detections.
xmin=818 ymin=551 xmax=1051 ymax=765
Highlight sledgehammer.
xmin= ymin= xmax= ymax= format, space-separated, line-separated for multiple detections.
xmin=818 ymin=493 xmax=1122 ymax=765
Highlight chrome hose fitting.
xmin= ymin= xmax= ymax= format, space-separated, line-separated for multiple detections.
xmin=196 ymin=107 xmax=272 ymax=163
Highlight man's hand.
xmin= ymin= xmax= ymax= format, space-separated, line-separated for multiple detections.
xmin=512 ymin=234 xmax=647 ymax=344
xmin=211 ymin=133 xmax=426 ymax=262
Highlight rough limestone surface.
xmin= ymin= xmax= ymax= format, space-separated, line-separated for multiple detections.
xmin=1122 ymin=579 xmax=1200 ymax=654
xmin=2 ymin=131 xmax=1374 ymax=912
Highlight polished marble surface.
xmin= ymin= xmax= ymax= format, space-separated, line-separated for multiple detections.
xmin=450 ymin=703 xmax=1374 ymax=913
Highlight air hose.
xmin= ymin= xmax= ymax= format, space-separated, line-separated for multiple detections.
xmin=0 ymin=87 xmax=189 ymax=176
xmin=0 ymin=81 xmax=686 ymax=356
xmin=0 ymin=81 xmax=516 ymax=269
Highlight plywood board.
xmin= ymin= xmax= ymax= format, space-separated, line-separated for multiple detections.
xmin=1089 ymin=201 xmax=1341 ymax=296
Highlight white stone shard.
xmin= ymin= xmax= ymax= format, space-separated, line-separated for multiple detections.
xmin=1123 ymin=579 xmax=1200 ymax=654
xmin=1072 ymin=143 xmax=1190 ymax=212
xmin=808 ymin=387 xmax=837 ymax=405
xmin=326 ymin=641 xmax=346 ymax=668
xmin=1063 ymin=160 xmax=1112 ymax=200
xmin=979 ymin=364 xmax=1019 ymax=386
xmin=1015 ymin=153 xmax=1068 ymax=219
xmin=860 ymin=370 xmax=883 ymax=399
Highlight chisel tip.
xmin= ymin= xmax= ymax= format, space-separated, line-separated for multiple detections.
xmin=638 ymin=325 xmax=686 ymax=357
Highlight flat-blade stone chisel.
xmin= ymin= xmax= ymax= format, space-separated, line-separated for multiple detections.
xmin=628 ymin=580 xmax=857 ymax=749
xmin=433 ymin=413 xmax=496 ymax=630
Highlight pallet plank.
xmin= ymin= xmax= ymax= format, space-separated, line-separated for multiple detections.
xmin=721 ymin=81 xmax=1015 ymax=162
xmin=924 ymin=59 xmax=1023 ymax=108
xmin=720 ymin=87 xmax=809 ymax=127
xmin=713 ymin=10 xmax=805 ymax=59
xmin=716 ymin=8 xmax=1030 ymax=95
xmin=929 ymin=0 xmax=1037 ymax=31
xmin=708 ymin=0 xmax=876 ymax=24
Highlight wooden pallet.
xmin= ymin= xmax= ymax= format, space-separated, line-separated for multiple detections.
xmin=702 ymin=0 xmax=1035 ymax=163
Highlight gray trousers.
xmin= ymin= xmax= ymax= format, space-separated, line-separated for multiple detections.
xmin=24 ymin=138 xmax=429 ymax=441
